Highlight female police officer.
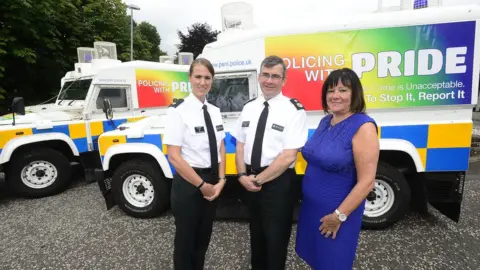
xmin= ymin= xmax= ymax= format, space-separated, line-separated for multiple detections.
xmin=163 ymin=58 xmax=226 ymax=270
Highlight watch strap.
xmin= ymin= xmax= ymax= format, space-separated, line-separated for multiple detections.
xmin=335 ymin=209 xmax=347 ymax=221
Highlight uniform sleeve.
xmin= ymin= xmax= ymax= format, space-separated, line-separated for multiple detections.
xmin=215 ymin=111 xmax=226 ymax=141
xmin=162 ymin=108 xmax=184 ymax=146
xmin=230 ymin=110 xmax=246 ymax=143
xmin=283 ymin=109 xmax=308 ymax=149
xmin=218 ymin=129 xmax=226 ymax=141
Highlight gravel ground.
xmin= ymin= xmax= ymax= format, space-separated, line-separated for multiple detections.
xmin=0 ymin=165 xmax=479 ymax=270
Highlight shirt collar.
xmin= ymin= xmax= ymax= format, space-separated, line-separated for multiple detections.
xmin=259 ymin=92 xmax=284 ymax=107
xmin=186 ymin=93 xmax=207 ymax=110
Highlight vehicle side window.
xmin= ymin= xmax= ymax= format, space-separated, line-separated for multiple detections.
xmin=208 ymin=77 xmax=249 ymax=113
xmin=96 ymin=88 xmax=127 ymax=109
xmin=60 ymin=79 xmax=92 ymax=100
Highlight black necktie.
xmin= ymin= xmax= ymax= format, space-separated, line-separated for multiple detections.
xmin=251 ymin=101 xmax=269 ymax=171
xmin=203 ymin=105 xmax=218 ymax=177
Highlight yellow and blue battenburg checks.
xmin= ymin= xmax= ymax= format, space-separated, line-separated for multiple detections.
xmin=0 ymin=117 xmax=146 ymax=155
xmin=97 ymin=122 xmax=473 ymax=175
xmin=380 ymin=122 xmax=472 ymax=171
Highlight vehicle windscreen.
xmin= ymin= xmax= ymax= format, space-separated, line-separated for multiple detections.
xmin=59 ymin=79 xmax=92 ymax=100
xmin=208 ymin=77 xmax=249 ymax=113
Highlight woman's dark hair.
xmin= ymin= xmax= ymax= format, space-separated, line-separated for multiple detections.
xmin=189 ymin=58 xmax=215 ymax=77
xmin=321 ymin=68 xmax=366 ymax=114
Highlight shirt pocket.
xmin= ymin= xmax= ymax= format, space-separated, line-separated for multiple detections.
xmin=266 ymin=120 xmax=286 ymax=139
xmin=185 ymin=121 xmax=209 ymax=147
xmin=264 ymin=119 xmax=286 ymax=150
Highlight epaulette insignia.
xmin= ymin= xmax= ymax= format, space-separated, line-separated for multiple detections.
xmin=290 ymin=98 xmax=304 ymax=110
xmin=244 ymin=97 xmax=257 ymax=106
xmin=169 ymin=98 xmax=184 ymax=108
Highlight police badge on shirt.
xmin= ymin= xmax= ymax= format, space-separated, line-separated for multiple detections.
xmin=271 ymin=123 xmax=284 ymax=132
xmin=194 ymin=126 xmax=205 ymax=134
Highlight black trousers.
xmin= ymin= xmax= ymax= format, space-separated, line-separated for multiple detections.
xmin=171 ymin=170 xmax=218 ymax=270
xmin=245 ymin=168 xmax=296 ymax=270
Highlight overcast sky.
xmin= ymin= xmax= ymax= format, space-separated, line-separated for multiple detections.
xmin=121 ymin=0 xmax=479 ymax=57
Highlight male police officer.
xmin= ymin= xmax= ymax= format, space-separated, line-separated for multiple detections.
xmin=231 ymin=55 xmax=308 ymax=270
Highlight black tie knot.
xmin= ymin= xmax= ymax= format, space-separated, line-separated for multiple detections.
xmin=264 ymin=101 xmax=269 ymax=107
xmin=202 ymin=104 xmax=207 ymax=110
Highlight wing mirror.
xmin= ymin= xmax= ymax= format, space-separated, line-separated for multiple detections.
xmin=11 ymin=97 xmax=25 ymax=126
xmin=102 ymin=98 xmax=113 ymax=120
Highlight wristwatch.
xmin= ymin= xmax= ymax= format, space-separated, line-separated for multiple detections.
xmin=335 ymin=209 xmax=347 ymax=222
xmin=237 ymin=172 xmax=247 ymax=179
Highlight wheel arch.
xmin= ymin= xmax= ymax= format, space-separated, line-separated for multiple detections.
xmin=379 ymin=139 xmax=424 ymax=173
xmin=0 ymin=133 xmax=79 ymax=166
xmin=102 ymin=143 xmax=173 ymax=179
xmin=107 ymin=153 xmax=166 ymax=180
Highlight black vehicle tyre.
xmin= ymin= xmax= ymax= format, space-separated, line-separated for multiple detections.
xmin=362 ymin=161 xmax=411 ymax=229
xmin=8 ymin=148 xmax=72 ymax=198
xmin=111 ymin=159 xmax=170 ymax=218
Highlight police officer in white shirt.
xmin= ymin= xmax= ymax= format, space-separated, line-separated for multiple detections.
xmin=231 ymin=55 xmax=308 ymax=270
xmin=163 ymin=58 xmax=227 ymax=270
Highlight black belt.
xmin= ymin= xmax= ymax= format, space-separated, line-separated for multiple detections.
xmin=246 ymin=165 xmax=269 ymax=175
xmin=192 ymin=167 xmax=213 ymax=174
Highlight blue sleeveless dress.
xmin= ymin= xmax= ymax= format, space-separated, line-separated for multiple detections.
xmin=295 ymin=113 xmax=377 ymax=270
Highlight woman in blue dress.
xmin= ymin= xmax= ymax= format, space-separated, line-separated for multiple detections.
xmin=295 ymin=68 xmax=380 ymax=269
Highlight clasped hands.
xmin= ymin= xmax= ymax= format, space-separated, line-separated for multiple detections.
xmin=239 ymin=175 xmax=262 ymax=192
xmin=199 ymin=180 xmax=226 ymax=201
xmin=319 ymin=213 xmax=342 ymax=240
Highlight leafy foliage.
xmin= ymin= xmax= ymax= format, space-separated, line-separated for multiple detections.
xmin=176 ymin=22 xmax=220 ymax=59
xmin=137 ymin=21 xmax=167 ymax=61
xmin=0 ymin=0 xmax=167 ymax=112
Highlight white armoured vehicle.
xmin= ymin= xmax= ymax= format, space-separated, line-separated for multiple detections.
xmin=0 ymin=41 xmax=193 ymax=198
xmin=95 ymin=1 xmax=479 ymax=229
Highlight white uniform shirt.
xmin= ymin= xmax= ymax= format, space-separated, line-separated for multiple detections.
xmin=231 ymin=93 xmax=308 ymax=168
xmin=163 ymin=93 xmax=226 ymax=168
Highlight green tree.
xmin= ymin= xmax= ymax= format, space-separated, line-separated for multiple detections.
xmin=0 ymin=0 xmax=166 ymax=112
xmin=176 ymin=22 xmax=220 ymax=59
xmin=79 ymin=0 xmax=131 ymax=61
xmin=0 ymin=0 xmax=82 ymax=109
xmin=137 ymin=21 xmax=167 ymax=61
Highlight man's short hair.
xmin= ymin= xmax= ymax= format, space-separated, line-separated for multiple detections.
xmin=260 ymin=55 xmax=287 ymax=78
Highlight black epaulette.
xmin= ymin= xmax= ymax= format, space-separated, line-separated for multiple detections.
xmin=290 ymin=98 xmax=304 ymax=110
xmin=244 ymin=97 xmax=257 ymax=106
xmin=169 ymin=98 xmax=184 ymax=108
